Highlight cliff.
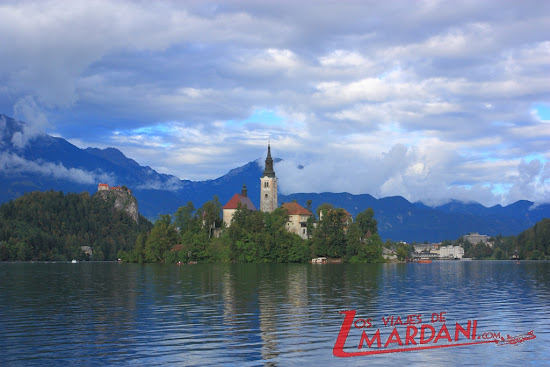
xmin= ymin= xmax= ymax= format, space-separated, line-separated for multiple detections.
xmin=93 ymin=189 xmax=139 ymax=224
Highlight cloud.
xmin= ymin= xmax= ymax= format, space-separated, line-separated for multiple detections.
xmin=1 ymin=0 xmax=549 ymax=206
xmin=11 ymin=96 xmax=50 ymax=148
xmin=0 ymin=151 xmax=115 ymax=185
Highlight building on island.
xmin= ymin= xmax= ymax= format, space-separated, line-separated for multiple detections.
xmin=260 ymin=144 xmax=278 ymax=213
xmin=222 ymin=184 xmax=257 ymax=227
xmin=281 ymin=202 xmax=313 ymax=239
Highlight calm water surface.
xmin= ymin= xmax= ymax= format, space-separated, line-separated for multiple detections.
xmin=1 ymin=261 xmax=549 ymax=366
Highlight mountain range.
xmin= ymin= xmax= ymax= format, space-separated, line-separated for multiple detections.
xmin=1 ymin=113 xmax=549 ymax=243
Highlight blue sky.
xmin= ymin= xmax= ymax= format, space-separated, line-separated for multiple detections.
xmin=0 ymin=0 xmax=549 ymax=206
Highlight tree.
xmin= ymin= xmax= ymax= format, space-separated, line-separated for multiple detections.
xmin=201 ymin=196 xmax=222 ymax=238
xmin=354 ymin=208 xmax=377 ymax=235
xmin=345 ymin=208 xmax=383 ymax=263
xmin=312 ymin=207 xmax=347 ymax=258
xmin=174 ymin=201 xmax=197 ymax=234
xmin=144 ymin=215 xmax=178 ymax=262
xmin=316 ymin=202 xmax=334 ymax=219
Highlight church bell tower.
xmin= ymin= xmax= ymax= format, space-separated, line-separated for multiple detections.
xmin=260 ymin=144 xmax=278 ymax=212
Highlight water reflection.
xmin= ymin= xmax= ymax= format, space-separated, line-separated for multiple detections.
xmin=0 ymin=261 xmax=548 ymax=366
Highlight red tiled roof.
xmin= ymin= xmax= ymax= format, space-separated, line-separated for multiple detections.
xmin=223 ymin=194 xmax=257 ymax=210
xmin=281 ymin=202 xmax=313 ymax=216
xmin=98 ymin=183 xmax=109 ymax=187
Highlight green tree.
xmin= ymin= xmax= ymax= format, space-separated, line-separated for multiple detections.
xmin=144 ymin=215 xmax=178 ymax=262
xmin=174 ymin=201 xmax=198 ymax=234
xmin=201 ymin=196 xmax=222 ymax=238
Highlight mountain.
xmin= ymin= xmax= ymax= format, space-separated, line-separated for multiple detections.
xmin=1 ymin=113 xmax=549 ymax=242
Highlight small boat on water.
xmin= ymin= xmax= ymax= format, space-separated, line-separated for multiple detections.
xmin=417 ymin=258 xmax=432 ymax=263
xmin=71 ymin=259 xmax=78 ymax=263
xmin=311 ymin=257 xmax=328 ymax=264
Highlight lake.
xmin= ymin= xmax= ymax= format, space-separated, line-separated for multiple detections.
xmin=1 ymin=261 xmax=549 ymax=366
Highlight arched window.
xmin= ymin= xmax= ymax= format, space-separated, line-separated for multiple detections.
xmin=264 ymin=181 xmax=269 ymax=188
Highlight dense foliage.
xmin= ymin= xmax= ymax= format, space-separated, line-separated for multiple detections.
xmin=455 ymin=218 xmax=550 ymax=260
xmin=119 ymin=199 xmax=385 ymax=264
xmin=0 ymin=190 xmax=152 ymax=261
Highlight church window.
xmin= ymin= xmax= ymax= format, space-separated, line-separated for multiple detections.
xmin=264 ymin=182 xmax=269 ymax=188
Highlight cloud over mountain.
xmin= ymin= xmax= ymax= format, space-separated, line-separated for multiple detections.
xmin=0 ymin=0 xmax=549 ymax=206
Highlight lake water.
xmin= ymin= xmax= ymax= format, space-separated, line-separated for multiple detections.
xmin=1 ymin=261 xmax=549 ymax=366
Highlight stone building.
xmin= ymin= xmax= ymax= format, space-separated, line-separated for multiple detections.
xmin=260 ymin=144 xmax=278 ymax=213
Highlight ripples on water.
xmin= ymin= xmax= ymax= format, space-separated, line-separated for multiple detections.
xmin=1 ymin=261 xmax=548 ymax=366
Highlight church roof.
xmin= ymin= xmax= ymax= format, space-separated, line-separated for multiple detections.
xmin=281 ymin=202 xmax=313 ymax=216
xmin=223 ymin=193 xmax=257 ymax=210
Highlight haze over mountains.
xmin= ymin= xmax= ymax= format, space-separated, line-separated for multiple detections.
xmin=1 ymin=114 xmax=549 ymax=243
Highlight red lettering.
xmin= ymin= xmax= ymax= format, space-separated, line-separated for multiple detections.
xmin=384 ymin=328 xmax=403 ymax=347
xmin=420 ymin=324 xmax=435 ymax=344
xmin=405 ymin=325 xmax=418 ymax=345
xmin=382 ymin=316 xmax=392 ymax=326
xmin=333 ymin=310 xmax=498 ymax=358
xmin=439 ymin=312 xmax=446 ymax=322
xmin=434 ymin=323 xmax=452 ymax=343
xmin=359 ymin=329 xmax=382 ymax=348
xmin=417 ymin=314 xmax=422 ymax=323
xmin=454 ymin=321 xmax=472 ymax=341
xmin=394 ymin=316 xmax=403 ymax=326
xmin=366 ymin=318 xmax=372 ymax=328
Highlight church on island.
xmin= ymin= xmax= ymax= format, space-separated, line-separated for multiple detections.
xmin=222 ymin=144 xmax=313 ymax=239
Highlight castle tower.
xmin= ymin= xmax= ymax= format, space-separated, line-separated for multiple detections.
xmin=260 ymin=144 xmax=278 ymax=212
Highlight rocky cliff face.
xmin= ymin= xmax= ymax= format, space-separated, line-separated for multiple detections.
xmin=93 ymin=190 xmax=139 ymax=224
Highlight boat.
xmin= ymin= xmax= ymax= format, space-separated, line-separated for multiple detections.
xmin=71 ymin=259 xmax=78 ymax=263
xmin=417 ymin=258 xmax=432 ymax=263
xmin=311 ymin=257 xmax=328 ymax=264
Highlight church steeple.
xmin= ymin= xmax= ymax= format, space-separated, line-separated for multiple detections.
xmin=260 ymin=143 xmax=278 ymax=212
xmin=263 ymin=143 xmax=275 ymax=177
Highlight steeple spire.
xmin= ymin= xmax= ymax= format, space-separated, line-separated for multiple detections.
xmin=263 ymin=143 xmax=275 ymax=177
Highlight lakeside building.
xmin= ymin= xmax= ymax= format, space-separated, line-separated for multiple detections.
xmin=222 ymin=184 xmax=257 ymax=227
xmin=440 ymin=245 xmax=465 ymax=259
xmin=382 ymin=248 xmax=397 ymax=260
xmin=414 ymin=243 xmax=438 ymax=252
xmin=281 ymin=202 xmax=313 ymax=239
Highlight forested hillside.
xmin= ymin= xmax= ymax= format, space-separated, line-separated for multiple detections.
xmin=0 ymin=191 xmax=152 ymax=261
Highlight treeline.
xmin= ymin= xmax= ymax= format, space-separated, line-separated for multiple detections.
xmin=0 ymin=190 xmax=152 ymax=261
xmin=118 ymin=198 xmax=387 ymax=263
xmin=449 ymin=218 xmax=550 ymax=260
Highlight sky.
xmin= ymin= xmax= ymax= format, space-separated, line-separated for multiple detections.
xmin=1 ymin=0 xmax=549 ymax=207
